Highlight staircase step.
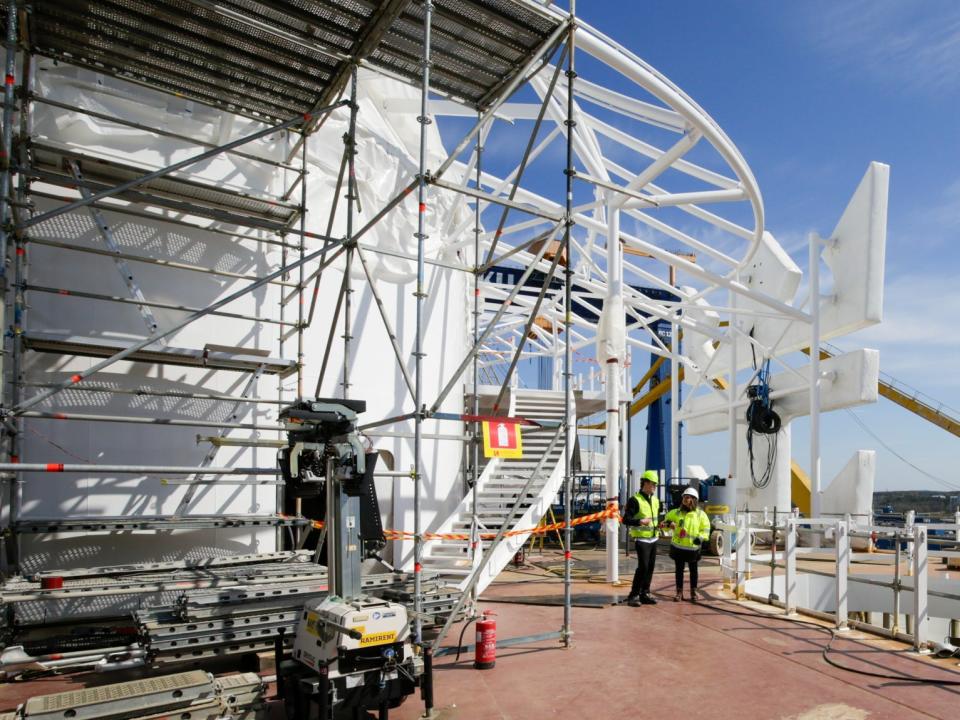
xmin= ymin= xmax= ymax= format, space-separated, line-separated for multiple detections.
xmin=483 ymin=476 xmax=548 ymax=484
xmin=433 ymin=568 xmax=472 ymax=577
xmin=499 ymin=458 xmax=562 ymax=465
xmin=463 ymin=517 xmax=527 ymax=527
xmin=481 ymin=489 xmax=546 ymax=496
xmin=421 ymin=565 xmax=472 ymax=576
xmin=481 ymin=486 xmax=546 ymax=495
xmin=499 ymin=457 xmax=562 ymax=463
xmin=498 ymin=463 xmax=560 ymax=472
xmin=453 ymin=510 xmax=523 ymax=522
xmin=475 ymin=500 xmax=535 ymax=508
xmin=427 ymin=546 xmax=471 ymax=557
xmin=427 ymin=539 xmax=471 ymax=549
xmin=472 ymin=510 xmax=534 ymax=518
xmin=473 ymin=499 xmax=534 ymax=508
xmin=484 ymin=478 xmax=548 ymax=486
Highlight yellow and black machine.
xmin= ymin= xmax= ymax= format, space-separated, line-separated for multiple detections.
xmin=279 ymin=399 xmax=424 ymax=720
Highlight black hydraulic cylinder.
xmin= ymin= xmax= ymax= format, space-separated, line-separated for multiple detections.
xmin=317 ymin=665 xmax=330 ymax=720
xmin=275 ymin=627 xmax=286 ymax=699
xmin=422 ymin=648 xmax=435 ymax=713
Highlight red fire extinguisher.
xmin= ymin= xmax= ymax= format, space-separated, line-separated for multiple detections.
xmin=474 ymin=610 xmax=497 ymax=669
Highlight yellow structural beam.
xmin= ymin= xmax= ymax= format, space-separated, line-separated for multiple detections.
xmin=632 ymin=356 xmax=666 ymax=397
xmin=581 ymin=347 xmax=732 ymax=431
xmin=580 ymin=369 xmax=680 ymax=431
xmin=791 ymin=460 xmax=811 ymax=516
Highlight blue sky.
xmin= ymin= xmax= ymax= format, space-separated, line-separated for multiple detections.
xmin=571 ymin=0 xmax=960 ymax=492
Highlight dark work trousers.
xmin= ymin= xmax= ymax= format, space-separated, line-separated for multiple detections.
xmin=630 ymin=540 xmax=658 ymax=597
xmin=669 ymin=545 xmax=700 ymax=592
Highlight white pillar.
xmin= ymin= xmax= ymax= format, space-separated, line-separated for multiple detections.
xmin=735 ymin=513 xmax=748 ymax=598
xmin=670 ymin=316 xmax=680 ymax=486
xmin=722 ymin=520 xmax=733 ymax=589
xmin=728 ymin=281 xmax=738 ymax=510
xmin=905 ymin=510 xmax=916 ymax=568
xmin=620 ymin=383 xmax=629 ymax=494
xmin=809 ymin=233 xmax=822 ymax=519
xmin=835 ymin=519 xmax=849 ymax=630
xmin=785 ymin=517 xmax=797 ymax=615
xmin=913 ymin=525 xmax=929 ymax=651
xmin=604 ymin=203 xmax=623 ymax=582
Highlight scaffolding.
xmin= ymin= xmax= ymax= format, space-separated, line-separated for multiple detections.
xmin=0 ymin=0 xmax=818 ymax=676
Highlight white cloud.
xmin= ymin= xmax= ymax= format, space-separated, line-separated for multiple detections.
xmin=836 ymin=271 xmax=960 ymax=399
xmin=808 ymin=1 xmax=960 ymax=96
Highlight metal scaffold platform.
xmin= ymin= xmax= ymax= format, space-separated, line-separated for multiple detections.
xmin=28 ymin=141 xmax=302 ymax=230
xmin=0 ymin=551 xmax=463 ymax=674
xmin=19 ymin=0 xmax=562 ymax=117
xmin=23 ymin=333 xmax=297 ymax=377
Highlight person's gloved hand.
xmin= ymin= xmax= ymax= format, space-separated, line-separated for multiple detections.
xmin=693 ymin=537 xmax=702 ymax=546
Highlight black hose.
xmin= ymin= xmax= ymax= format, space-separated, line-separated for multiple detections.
xmin=820 ymin=632 xmax=960 ymax=685
xmin=454 ymin=617 xmax=478 ymax=663
xmin=698 ymin=593 xmax=960 ymax=686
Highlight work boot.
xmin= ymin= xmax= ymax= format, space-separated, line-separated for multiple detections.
xmin=627 ymin=595 xmax=643 ymax=607
xmin=640 ymin=594 xmax=657 ymax=605
xmin=673 ymin=589 xmax=683 ymax=602
xmin=689 ymin=588 xmax=700 ymax=603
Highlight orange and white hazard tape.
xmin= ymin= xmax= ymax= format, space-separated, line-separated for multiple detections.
xmin=292 ymin=502 xmax=621 ymax=542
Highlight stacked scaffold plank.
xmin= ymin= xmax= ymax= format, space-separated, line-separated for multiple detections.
xmin=15 ymin=671 xmax=267 ymax=720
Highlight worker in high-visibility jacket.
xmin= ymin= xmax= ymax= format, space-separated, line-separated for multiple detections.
xmin=622 ymin=470 xmax=661 ymax=606
xmin=663 ymin=486 xmax=711 ymax=602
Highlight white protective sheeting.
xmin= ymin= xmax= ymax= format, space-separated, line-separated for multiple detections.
xmin=18 ymin=63 xmax=471 ymax=572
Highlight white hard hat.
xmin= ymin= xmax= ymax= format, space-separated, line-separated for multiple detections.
xmin=682 ymin=487 xmax=699 ymax=500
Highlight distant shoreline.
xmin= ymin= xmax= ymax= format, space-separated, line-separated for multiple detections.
xmin=874 ymin=489 xmax=960 ymax=514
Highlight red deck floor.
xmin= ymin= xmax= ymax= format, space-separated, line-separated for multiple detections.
xmin=2 ymin=552 xmax=958 ymax=720
xmin=395 ymin=554 xmax=960 ymax=720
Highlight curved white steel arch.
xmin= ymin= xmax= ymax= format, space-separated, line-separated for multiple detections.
xmin=408 ymin=7 xmax=817 ymax=581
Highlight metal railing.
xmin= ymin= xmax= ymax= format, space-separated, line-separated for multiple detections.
xmin=721 ymin=513 xmax=960 ymax=652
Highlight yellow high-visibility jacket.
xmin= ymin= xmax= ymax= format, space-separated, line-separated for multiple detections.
xmin=626 ymin=492 xmax=660 ymax=539
xmin=664 ymin=507 xmax=710 ymax=550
